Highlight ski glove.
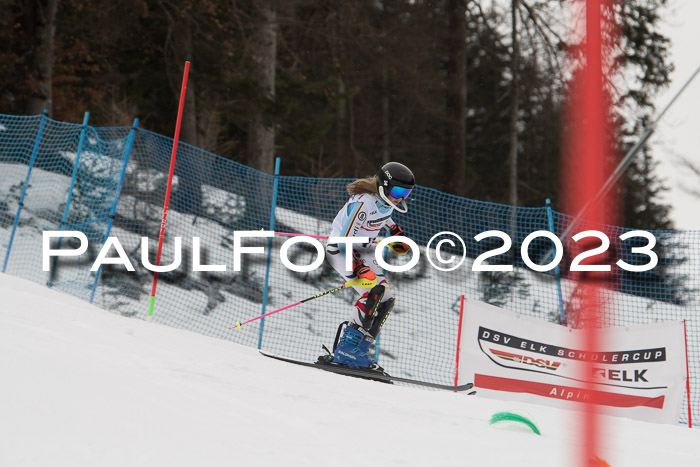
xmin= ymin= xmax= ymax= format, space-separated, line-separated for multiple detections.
xmin=352 ymin=258 xmax=377 ymax=286
xmin=388 ymin=224 xmax=410 ymax=255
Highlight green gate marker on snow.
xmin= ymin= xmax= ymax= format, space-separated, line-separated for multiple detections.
xmin=489 ymin=411 xmax=541 ymax=435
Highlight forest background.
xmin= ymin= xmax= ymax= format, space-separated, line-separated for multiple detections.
xmin=0 ymin=0 xmax=675 ymax=230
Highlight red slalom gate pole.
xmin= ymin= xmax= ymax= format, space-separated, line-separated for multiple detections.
xmin=147 ymin=61 xmax=190 ymax=322
xmin=564 ymin=1 xmax=617 ymax=465
xmin=683 ymin=319 xmax=693 ymax=428
xmin=454 ymin=294 xmax=465 ymax=388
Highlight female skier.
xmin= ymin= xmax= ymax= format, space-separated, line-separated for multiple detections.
xmin=317 ymin=161 xmax=415 ymax=370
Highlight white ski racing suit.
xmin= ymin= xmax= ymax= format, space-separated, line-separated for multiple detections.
xmin=326 ymin=192 xmax=398 ymax=327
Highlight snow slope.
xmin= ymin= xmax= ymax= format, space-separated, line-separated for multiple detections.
xmin=1 ymin=273 xmax=698 ymax=467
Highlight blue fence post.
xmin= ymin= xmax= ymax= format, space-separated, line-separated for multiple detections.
xmin=48 ymin=112 xmax=90 ymax=287
xmin=89 ymin=118 xmax=139 ymax=303
xmin=2 ymin=109 xmax=49 ymax=273
xmin=546 ymin=199 xmax=566 ymax=324
xmin=258 ymin=157 xmax=281 ymax=350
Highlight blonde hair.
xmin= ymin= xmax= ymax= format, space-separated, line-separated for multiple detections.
xmin=347 ymin=176 xmax=379 ymax=196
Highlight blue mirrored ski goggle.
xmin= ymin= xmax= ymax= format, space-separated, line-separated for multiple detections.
xmin=388 ymin=185 xmax=412 ymax=199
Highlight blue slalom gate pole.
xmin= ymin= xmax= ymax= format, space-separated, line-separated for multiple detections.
xmin=546 ymin=199 xmax=566 ymax=324
xmin=258 ymin=157 xmax=281 ymax=349
xmin=89 ymin=119 xmax=139 ymax=303
xmin=3 ymin=110 xmax=48 ymax=273
xmin=48 ymin=112 xmax=90 ymax=286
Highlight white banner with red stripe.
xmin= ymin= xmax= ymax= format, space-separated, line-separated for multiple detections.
xmin=457 ymin=299 xmax=686 ymax=424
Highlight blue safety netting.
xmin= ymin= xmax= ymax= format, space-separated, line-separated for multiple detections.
xmin=0 ymin=112 xmax=697 ymax=424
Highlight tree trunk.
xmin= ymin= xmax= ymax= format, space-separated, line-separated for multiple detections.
xmin=178 ymin=15 xmax=198 ymax=148
xmin=348 ymin=90 xmax=360 ymax=178
xmin=25 ymin=0 xmax=59 ymax=116
xmin=444 ymin=0 xmax=467 ymax=196
xmin=508 ymin=0 xmax=521 ymax=257
xmin=170 ymin=12 xmax=205 ymax=218
xmin=381 ymin=61 xmax=391 ymax=165
xmin=247 ymin=0 xmax=277 ymax=175
xmin=336 ymin=77 xmax=349 ymax=172
xmin=508 ymin=0 xmax=520 ymax=208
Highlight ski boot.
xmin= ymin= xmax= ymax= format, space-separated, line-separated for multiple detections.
xmin=317 ymin=284 xmax=385 ymax=368
xmin=317 ymin=321 xmax=388 ymax=372
xmin=332 ymin=323 xmax=375 ymax=369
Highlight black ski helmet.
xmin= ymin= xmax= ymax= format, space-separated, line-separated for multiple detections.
xmin=376 ymin=162 xmax=415 ymax=212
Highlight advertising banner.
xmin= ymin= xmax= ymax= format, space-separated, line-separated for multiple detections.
xmin=458 ymin=299 xmax=686 ymax=424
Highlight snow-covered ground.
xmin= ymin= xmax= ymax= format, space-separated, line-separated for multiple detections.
xmin=1 ymin=273 xmax=698 ymax=467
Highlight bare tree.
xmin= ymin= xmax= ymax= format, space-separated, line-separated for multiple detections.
xmin=444 ymin=0 xmax=467 ymax=196
xmin=677 ymin=157 xmax=700 ymax=198
xmin=176 ymin=16 xmax=198 ymax=148
xmin=158 ymin=0 xmax=198 ymax=147
xmin=247 ymin=0 xmax=277 ymax=174
xmin=508 ymin=0 xmax=520 ymax=209
xmin=25 ymin=0 xmax=59 ymax=116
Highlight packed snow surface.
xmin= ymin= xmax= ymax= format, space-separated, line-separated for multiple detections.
xmin=1 ymin=273 xmax=698 ymax=467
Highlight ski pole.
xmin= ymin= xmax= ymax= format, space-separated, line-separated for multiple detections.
xmin=275 ymin=231 xmax=329 ymax=240
xmin=264 ymin=230 xmax=381 ymax=244
xmin=233 ymin=276 xmax=373 ymax=330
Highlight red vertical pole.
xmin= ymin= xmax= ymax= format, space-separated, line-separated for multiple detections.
xmin=147 ymin=61 xmax=190 ymax=321
xmin=683 ymin=319 xmax=693 ymax=428
xmin=454 ymin=294 xmax=465 ymax=387
xmin=564 ymin=1 xmax=616 ymax=465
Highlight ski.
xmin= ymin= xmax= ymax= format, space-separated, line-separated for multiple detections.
xmin=260 ymin=351 xmax=475 ymax=392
